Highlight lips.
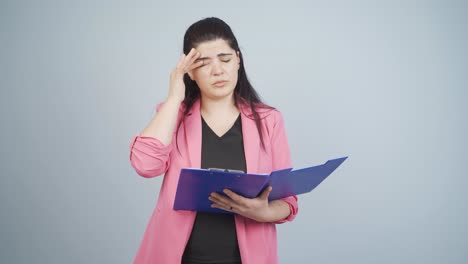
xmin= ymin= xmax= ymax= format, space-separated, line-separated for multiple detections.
xmin=212 ymin=80 xmax=228 ymax=87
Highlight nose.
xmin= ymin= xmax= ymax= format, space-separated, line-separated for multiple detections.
xmin=211 ymin=60 xmax=224 ymax=76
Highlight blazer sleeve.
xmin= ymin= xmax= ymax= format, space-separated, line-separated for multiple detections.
xmin=269 ymin=110 xmax=299 ymax=224
xmin=129 ymin=103 xmax=175 ymax=178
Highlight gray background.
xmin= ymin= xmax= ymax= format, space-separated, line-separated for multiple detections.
xmin=1 ymin=0 xmax=467 ymax=263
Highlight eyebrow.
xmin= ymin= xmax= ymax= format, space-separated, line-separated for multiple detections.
xmin=195 ymin=53 xmax=233 ymax=62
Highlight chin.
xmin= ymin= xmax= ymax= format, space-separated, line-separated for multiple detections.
xmin=205 ymin=88 xmax=235 ymax=100
xmin=200 ymin=83 xmax=232 ymax=96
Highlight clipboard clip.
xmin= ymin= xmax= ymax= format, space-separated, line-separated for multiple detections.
xmin=208 ymin=168 xmax=245 ymax=173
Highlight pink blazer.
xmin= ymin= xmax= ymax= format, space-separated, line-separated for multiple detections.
xmin=129 ymin=99 xmax=298 ymax=264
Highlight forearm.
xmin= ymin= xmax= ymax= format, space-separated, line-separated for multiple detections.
xmin=266 ymin=199 xmax=291 ymax=223
xmin=140 ymin=97 xmax=181 ymax=145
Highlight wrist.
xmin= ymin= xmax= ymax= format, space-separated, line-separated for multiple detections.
xmin=166 ymin=96 xmax=184 ymax=105
xmin=256 ymin=203 xmax=275 ymax=223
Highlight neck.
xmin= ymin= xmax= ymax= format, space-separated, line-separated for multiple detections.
xmin=200 ymin=94 xmax=238 ymax=118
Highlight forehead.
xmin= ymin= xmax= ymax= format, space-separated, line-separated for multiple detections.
xmin=195 ymin=39 xmax=234 ymax=57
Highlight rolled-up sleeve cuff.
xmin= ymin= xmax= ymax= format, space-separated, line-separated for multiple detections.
xmin=129 ymin=135 xmax=172 ymax=158
xmin=272 ymin=195 xmax=298 ymax=224
xmin=129 ymin=134 xmax=173 ymax=177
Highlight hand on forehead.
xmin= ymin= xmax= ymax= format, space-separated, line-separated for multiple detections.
xmin=193 ymin=39 xmax=237 ymax=62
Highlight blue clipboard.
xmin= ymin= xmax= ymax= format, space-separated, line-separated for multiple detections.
xmin=173 ymin=156 xmax=348 ymax=214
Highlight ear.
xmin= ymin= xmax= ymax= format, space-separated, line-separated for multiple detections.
xmin=236 ymin=51 xmax=241 ymax=69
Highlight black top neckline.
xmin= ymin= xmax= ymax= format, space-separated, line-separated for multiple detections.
xmin=201 ymin=114 xmax=241 ymax=139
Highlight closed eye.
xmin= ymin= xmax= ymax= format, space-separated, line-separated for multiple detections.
xmin=198 ymin=59 xmax=231 ymax=67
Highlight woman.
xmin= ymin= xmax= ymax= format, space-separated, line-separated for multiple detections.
xmin=129 ymin=17 xmax=298 ymax=264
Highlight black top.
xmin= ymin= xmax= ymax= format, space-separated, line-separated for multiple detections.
xmin=182 ymin=114 xmax=245 ymax=264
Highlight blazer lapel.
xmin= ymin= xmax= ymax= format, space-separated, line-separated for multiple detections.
xmin=240 ymin=104 xmax=260 ymax=174
xmin=183 ymin=99 xmax=202 ymax=168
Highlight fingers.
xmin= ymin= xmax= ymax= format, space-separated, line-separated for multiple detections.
xmin=259 ymin=186 xmax=273 ymax=200
xmin=209 ymin=192 xmax=240 ymax=209
xmin=185 ymin=48 xmax=201 ymax=68
xmin=209 ymin=193 xmax=230 ymax=207
xmin=175 ymin=53 xmax=185 ymax=69
xmin=209 ymin=196 xmax=231 ymax=211
xmin=223 ymin=189 xmax=246 ymax=205
xmin=211 ymin=203 xmax=236 ymax=212
xmin=187 ymin=59 xmax=204 ymax=71
xmin=177 ymin=48 xmax=202 ymax=73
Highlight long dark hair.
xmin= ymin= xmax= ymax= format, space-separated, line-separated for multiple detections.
xmin=177 ymin=17 xmax=273 ymax=151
